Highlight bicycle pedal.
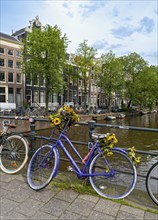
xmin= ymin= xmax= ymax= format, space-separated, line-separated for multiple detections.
xmin=67 ymin=166 xmax=73 ymax=172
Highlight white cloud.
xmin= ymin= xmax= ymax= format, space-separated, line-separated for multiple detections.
xmin=1 ymin=0 xmax=157 ymax=65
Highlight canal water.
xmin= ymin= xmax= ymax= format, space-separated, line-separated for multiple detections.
xmin=37 ymin=110 xmax=158 ymax=154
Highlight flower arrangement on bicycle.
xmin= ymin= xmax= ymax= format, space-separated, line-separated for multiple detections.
xmin=49 ymin=106 xmax=80 ymax=130
xmin=99 ymin=133 xmax=141 ymax=164
xmin=99 ymin=133 xmax=118 ymax=156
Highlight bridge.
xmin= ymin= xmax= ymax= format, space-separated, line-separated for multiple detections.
xmin=0 ymin=116 xmax=158 ymax=214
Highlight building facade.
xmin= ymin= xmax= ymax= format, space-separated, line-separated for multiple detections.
xmin=0 ymin=32 xmax=24 ymax=107
xmin=1 ymin=17 xmax=102 ymax=111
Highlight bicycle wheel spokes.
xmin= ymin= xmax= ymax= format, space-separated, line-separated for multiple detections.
xmin=89 ymin=149 xmax=137 ymax=199
xmin=0 ymin=135 xmax=28 ymax=174
xmin=27 ymin=144 xmax=59 ymax=190
xmin=146 ymin=162 xmax=158 ymax=205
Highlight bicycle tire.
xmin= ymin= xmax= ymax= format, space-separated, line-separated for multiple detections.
xmin=146 ymin=162 xmax=158 ymax=205
xmin=27 ymin=144 xmax=59 ymax=190
xmin=0 ymin=135 xmax=29 ymax=174
xmin=89 ymin=149 xmax=137 ymax=199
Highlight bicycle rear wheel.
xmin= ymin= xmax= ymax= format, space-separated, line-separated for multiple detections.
xmin=146 ymin=162 xmax=158 ymax=205
xmin=27 ymin=144 xmax=59 ymax=190
xmin=89 ymin=149 xmax=137 ymax=199
xmin=0 ymin=135 xmax=28 ymax=174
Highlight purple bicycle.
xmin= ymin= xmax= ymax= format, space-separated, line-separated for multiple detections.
xmin=27 ymin=118 xmax=137 ymax=200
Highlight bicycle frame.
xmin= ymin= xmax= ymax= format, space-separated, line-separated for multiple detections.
xmin=42 ymin=128 xmax=128 ymax=179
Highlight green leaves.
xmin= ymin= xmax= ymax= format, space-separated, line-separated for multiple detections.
xmin=22 ymin=24 xmax=69 ymax=109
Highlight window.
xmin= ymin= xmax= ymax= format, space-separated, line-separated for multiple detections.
xmin=8 ymin=49 xmax=14 ymax=56
xmin=17 ymin=88 xmax=21 ymax=94
xmin=17 ymin=88 xmax=21 ymax=105
xmin=0 ymin=59 xmax=5 ymax=67
xmin=16 ymin=61 xmax=21 ymax=69
xmin=8 ymin=72 xmax=14 ymax=82
xmin=8 ymin=87 xmax=14 ymax=103
xmin=40 ymin=91 xmax=45 ymax=103
xmin=8 ymin=60 xmax=14 ymax=68
xmin=16 ymin=51 xmax=21 ymax=57
xmin=0 ymin=47 xmax=4 ymax=54
xmin=26 ymin=90 xmax=31 ymax=103
xmin=17 ymin=73 xmax=21 ymax=83
xmin=0 ymin=71 xmax=5 ymax=82
xmin=34 ymin=91 xmax=39 ymax=102
xmin=0 ymin=87 xmax=6 ymax=102
xmin=69 ymin=76 xmax=73 ymax=85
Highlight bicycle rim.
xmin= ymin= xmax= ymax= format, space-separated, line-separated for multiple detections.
xmin=89 ymin=149 xmax=137 ymax=199
xmin=146 ymin=162 xmax=158 ymax=205
xmin=27 ymin=144 xmax=59 ymax=190
xmin=0 ymin=135 xmax=28 ymax=174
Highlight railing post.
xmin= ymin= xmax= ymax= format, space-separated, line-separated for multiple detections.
xmin=88 ymin=120 xmax=96 ymax=148
xmin=29 ymin=117 xmax=36 ymax=157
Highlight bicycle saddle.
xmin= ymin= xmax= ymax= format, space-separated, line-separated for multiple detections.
xmin=92 ymin=133 xmax=107 ymax=139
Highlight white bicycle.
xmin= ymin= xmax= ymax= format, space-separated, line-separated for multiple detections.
xmin=0 ymin=120 xmax=29 ymax=174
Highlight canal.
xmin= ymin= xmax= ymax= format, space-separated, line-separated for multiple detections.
xmin=37 ymin=110 xmax=158 ymax=154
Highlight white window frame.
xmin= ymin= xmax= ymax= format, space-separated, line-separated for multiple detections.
xmin=8 ymin=49 xmax=14 ymax=56
xmin=0 ymin=71 xmax=6 ymax=82
xmin=8 ymin=72 xmax=14 ymax=83
xmin=0 ymin=58 xmax=5 ymax=67
xmin=8 ymin=60 xmax=14 ymax=69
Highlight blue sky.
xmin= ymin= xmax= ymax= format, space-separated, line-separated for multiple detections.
xmin=1 ymin=0 xmax=158 ymax=66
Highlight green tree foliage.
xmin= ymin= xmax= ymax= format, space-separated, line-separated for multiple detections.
xmin=121 ymin=52 xmax=148 ymax=108
xmin=74 ymin=40 xmax=97 ymax=110
xmin=22 ymin=24 xmax=68 ymax=110
xmin=98 ymin=51 xmax=124 ymax=111
xmin=133 ymin=66 xmax=158 ymax=109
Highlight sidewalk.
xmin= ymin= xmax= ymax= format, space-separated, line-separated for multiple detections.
xmin=0 ymin=171 xmax=158 ymax=220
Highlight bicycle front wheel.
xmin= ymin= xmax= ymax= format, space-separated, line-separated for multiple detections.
xmin=89 ymin=149 xmax=137 ymax=199
xmin=27 ymin=144 xmax=59 ymax=190
xmin=0 ymin=135 xmax=29 ymax=174
xmin=146 ymin=162 xmax=158 ymax=205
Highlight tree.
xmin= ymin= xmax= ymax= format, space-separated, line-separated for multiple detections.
xmin=22 ymin=24 xmax=69 ymax=110
xmin=74 ymin=40 xmax=97 ymax=110
xmin=121 ymin=52 xmax=148 ymax=108
xmin=133 ymin=66 xmax=158 ymax=109
xmin=98 ymin=51 xmax=124 ymax=112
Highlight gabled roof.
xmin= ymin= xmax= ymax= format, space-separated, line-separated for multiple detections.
xmin=12 ymin=28 xmax=26 ymax=36
xmin=0 ymin=32 xmax=20 ymax=43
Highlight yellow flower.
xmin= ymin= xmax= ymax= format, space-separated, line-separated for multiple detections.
xmin=53 ymin=117 xmax=61 ymax=125
xmin=49 ymin=106 xmax=79 ymax=129
xmin=107 ymin=151 xmax=113 ymax=157
xmin=128 ymin=146 xmax=141 ymax=164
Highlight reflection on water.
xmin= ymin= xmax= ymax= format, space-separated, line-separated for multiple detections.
xmin=96 ymin=113 xmax=158 ymax=152
xmin=37 ymin=112 xmax=158 ymax=157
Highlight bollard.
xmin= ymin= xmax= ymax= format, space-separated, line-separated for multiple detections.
xmin=29 ymin=117 xmax=36 ymax=157
xmin=88 ymin=120 xmax=96 ymax=148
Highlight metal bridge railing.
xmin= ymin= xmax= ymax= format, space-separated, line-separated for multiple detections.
xmin=0 ymin=116 xmax=158 ymax=158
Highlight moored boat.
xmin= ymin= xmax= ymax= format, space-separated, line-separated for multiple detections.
xmin=105 ymin=115 xmax=116 ymax=120
xmin=116 ymin=113 xmax=126 ymax=119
